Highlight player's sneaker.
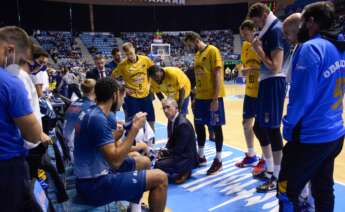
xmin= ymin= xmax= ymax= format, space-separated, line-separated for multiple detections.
xmin=207 ymin=158 xmax=222 ymax=175
xmin=254 ymin=171 xmax=273 ymax=181
xmin=197 ymin=155 xmax=207 ymax=166
xmin=256 ymin=175 xmax=277 ymax=193
xmin=252 ymin=158 xmax=266 ymax=177
xmin=235 ymin=153 xmax=258 ymax=168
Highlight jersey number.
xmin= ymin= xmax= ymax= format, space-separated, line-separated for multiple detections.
xmin=249 ymin=74 xmax=255 ymax=84
xmin=332 ymin=77 xmax=345 ymax=110
xmin=197 ymin=80 xmax=201 ymax=88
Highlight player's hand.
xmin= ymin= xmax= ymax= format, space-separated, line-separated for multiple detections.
xmin=116 ymin=120 xmax=124 ymax=129
xmin=113 ymin=123 xmax=124 ymax=140
xmin=158 ymin=149 xmax=169 ymax=159
xmin=132 ymin=112 xmax=147 ymax=131
xmin=41 ymin=132 xmax=53 ymax=145
xmin=210 ymin=99 xmax=219 ymax=112
xmin=252 ymin=37 xmax=263 ymax=52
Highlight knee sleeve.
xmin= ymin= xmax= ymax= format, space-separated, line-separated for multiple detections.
xmin=267 ymin=128 xmax=283 ymax=151
xmin=213 ymin=126 xmax=223 ymax=152
xmin=253 ymin=121 xmax=270 ymax=147
xmin=195 ymin=124 xmax=206 ymax=147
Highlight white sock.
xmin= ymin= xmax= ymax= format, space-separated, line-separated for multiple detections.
xmin=273 ymin=165 xmax=280 ymax=178
xmin=247 ymin=148 xmax=256 ymax=157
xmin=130 ymin=202 xmax=141 ymax=212
xmin=265 ymin=157 xmax=274 ymax=173
xmin=216 ymin=152 xmax=222 ymax=161
xmin=198 ymin=147 xmax=205 ymax=157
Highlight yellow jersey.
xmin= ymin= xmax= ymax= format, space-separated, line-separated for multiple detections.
xmin=112 ymin=55 xmax=154 ymax=98
xmin=150 ymin=67 xmax=191 ymax=101
xmin=194 ymin=45 xmax=225 ymax=100
xmin=241 ymin=41 xmax=260 ymax=98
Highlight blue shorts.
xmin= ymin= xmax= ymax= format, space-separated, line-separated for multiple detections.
xmin=243 ymin=95 xmax=257 ymax=119
xmin=76 ymin=170 xmax=146 ymax=206
xmin=116 ymin=156 xmax=136 ymax=172
xmin=180 ymin=97 xmax=190 ymax=115
xmin=257 ymin=77 xmax=286 ymax=128
xmin=124 ymin=95 xmax=155 ymax=122
xmin=194 ymin=98 xmax=226 ymax=126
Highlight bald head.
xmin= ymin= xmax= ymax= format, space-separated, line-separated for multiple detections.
xmin=283 ymin=13 xmax=302 ymax=45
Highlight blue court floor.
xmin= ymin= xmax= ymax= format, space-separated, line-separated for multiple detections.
xmin=44 ymin=111 xmax=345 ymax=211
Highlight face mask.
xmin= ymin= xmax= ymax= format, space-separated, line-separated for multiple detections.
xmin=29 ymin=61 xmax=48 ymax=74
xmin=297 ymin=22 xmax=310 ymax=43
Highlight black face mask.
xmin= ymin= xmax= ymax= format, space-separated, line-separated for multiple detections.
xmin=297 ymin=23 xmax=310 ymax=43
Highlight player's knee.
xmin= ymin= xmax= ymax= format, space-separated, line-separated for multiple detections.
xmin=136 ymin=155 xmax=151 ymax=170
xmin=268 ymin=128 xmax=283 ymax=151
xmin=154 ymin=169 xmax=168 ymax=187
xmin=142 ymin=156 xmax=151 ymax=169
xmin=242 ymin=119 xmax=253 ymax=131
xmin=252 ymin=121 xmax=260 ymax=135
xmin=271 ymin=140 xmax=283 ymax=151
xmin=253 ymin=125 xmax=270 ymax=147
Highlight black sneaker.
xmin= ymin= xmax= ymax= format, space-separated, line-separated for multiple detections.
xmin=256 ymin=175 xmax=277 ymax=193
xmin=253 ymin=170 xmax=272 ymax=181
xmin=207 ymin=158 xmax=222 ymax=175
xmin=197 ymin=155 xmax=207 ymax=166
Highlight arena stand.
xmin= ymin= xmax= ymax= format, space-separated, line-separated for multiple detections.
xmin=34 ymin=31 xmax=94 ymax=72
xmin=79 ymin=32 xmax=118 ymax=60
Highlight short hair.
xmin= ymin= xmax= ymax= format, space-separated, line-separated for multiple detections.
xmin=94 ymin=54 xmax=105 ymax=61
xmin=0 ymin=33 xmax=6 ymax=43
xmin=162 ymin=97 xmax=178 ymax=109
xmin=122 ymin=42 xmax=134 ymax=52
xmin=184 ymin=31 xmax=202 ymax=43
xmin=111 ymin=47 xmax=120 ymax=55
xmin=0 ymin=26 xmax=32 ymax=55
xmin=95 ymin=77 xmax=121 ymax=103
xmin=240 ymin=19 xmax=256 ymax=31
xmin=283 ymin=13 xmax=302 ymax=29
xmin=61 ymin=67 xmax=69 ymax=75
xmin=147 ymin=65 xmax=162 ymax=77
xmin=81 ymin=79 xmax=96 ymax=95
xmin=248 ymin=3 xmax=270 ymax=18
xmin=302 ymin=1 xmax=335 ymax=31
xmin=32 ymin=45 xmax=49 ymax=59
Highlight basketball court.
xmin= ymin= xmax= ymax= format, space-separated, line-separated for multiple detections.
xmin=149 ymin=83 xmax=345 ymax=212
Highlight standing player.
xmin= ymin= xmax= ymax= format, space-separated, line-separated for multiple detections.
xmin=248 ymin=3 xmax=290 ymax=192
xmin=112 ymin=42 xmax=155 ymax=130
xmin=278 ymin=2 xmax=345 ymax=211
xmin=184 ymin=32 xmax=226 ymax=175
xmin=148 ymin=65 xmax=191 ymax=115
xmin=106 ymin=47 xmax=122 ymax=72
xmin=235 ymin=20 xmax=265 ymax=175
